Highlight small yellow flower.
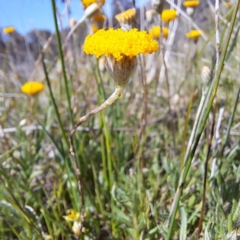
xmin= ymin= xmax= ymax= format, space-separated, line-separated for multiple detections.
xmin=63 ymin=209 xmax=80 ymax=222
xmin=186 ymin=30 xmax=202 ymax=40
xmin=63 ymin=210 xmax=86 ymax=236
xmin=161 ymin=9 xmax=178 ymax=23
xmin=83 ymin=28 xmax=159 ymax=61
xmin=81 ymin=0 xmax=105 ymax=9
xmin=115 ymin=8 xmax=136 ymax=24
xmin=3 ymin=27 xmax=15 ymax=34
xmin=21 ymin=82 xmax=44 ymax=95
xmin=149 ymin=26 xmax=169 ymax=39
xmin=183 ymin=0 xmax=200 ymax=8
xmin=115 ymin=8 xmax=137 ymax=31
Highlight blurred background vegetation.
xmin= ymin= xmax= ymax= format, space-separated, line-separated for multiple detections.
xmin=0 ymin=0 xmax=239 ymax=239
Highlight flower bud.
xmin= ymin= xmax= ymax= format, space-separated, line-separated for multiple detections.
xmin=115 ymin=8 xmax=136 ymax=31
xmin=201 ymin=66 xmax=211 ymax=87
xmin=186 ymin=7 xmax=194 ymax=16
xmin=69 ymin=18 xmax=77 ymax=28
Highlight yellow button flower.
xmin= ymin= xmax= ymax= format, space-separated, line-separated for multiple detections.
xmin=83 ymin=28 xmax=159 ymax=61
xmin=63 ymin=209 xmax=80 ymax=222
xmin=76 ymin=29 xmax=160 ymax=127
xmin=161 ymin=9 xmax=178 ymax=23
xmin=3 ymin=27 xmax=15 ymax=34
xmin=115 ymin=8 xmax=136 ymax=30
xmin=81 ymin=0 xmax=105 ymax=9
xmin=183 ymin=0 xmax=200 ymax=8
xmin=149 ymin=26 xmax=169 ymax=39
xmin=186 ymin=30 xmax=202 ymax=40
xmin=21 ymin=82 xmax=44 ymax=95
xmin=115 ymin=8 xmax=136 ymax=24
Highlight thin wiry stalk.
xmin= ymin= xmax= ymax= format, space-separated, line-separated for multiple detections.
xmin=41 ymin=55 xmax=69 ymax=148
xmin=184 ymin=89 xmax=207 ymax=165
xmin=132 ymin=0 xmax=136 ymax=8
xmin=197 ymin=101 xmax=216 ymax=237
xmin=158 ymin=11 xmax=179 ymax=81
xmin=69 ymin=133 xmax=85 ymax=240
xmin=220 ymin=86 xmax=240 ymax=155
xmin=63 ymin=17 xmax=86 ymax=49
xmin=29 ymin=34 xmax=54 ymax=80
xmin=69 ymin=86 xmax=124 ymax=239
xmin=25 ymin=205 xmax=45 ymax=239
xmin=180 ymin=89 xmax=198 ymax=169
xmin=138 ymin=55 xmax=148 ymax=160
xmin=70 ymin=86 xmax=124 ymax=131
xmin=50 ymin=0 xmax=73 ymax=127
xmin=116 ymin=0 xmax=125 ymax=12
xmin=166 ymin=1 xmax=240 ymax=238
xmin=0 ymin=112 xmax=174 ymax=134
xmin=215 ymin=0 xmax=220 ymax=71
xmin=159 ymin=22 xmax=171 ymax=111
xmin=158 ymin=0 xmax=181 ymax=95
xmin=214 ymin=100 xmax=225 ymax=149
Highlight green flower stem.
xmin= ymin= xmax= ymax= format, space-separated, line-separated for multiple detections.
xmin=180 ymin=90 xmax=198 ymax=170
xmin=220 ymin=86 xmax=240 ymax=155
xmin=50 ymin=0 xmax=73 ymax=127
xmin=69 ymin=85 xmax=124 ymax=238
xmin=42 ymin=55 xmax=69 ymax=148
xmin=166 ymin=1 xmax=240 ymax=239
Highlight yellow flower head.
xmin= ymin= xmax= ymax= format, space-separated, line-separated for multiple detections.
xmin=149 ymin=26 xmax=169 ymax=39
xmin=115 ymin=8 xmax=136 ymax=24
xmin=83 ymin=28 xmax=159 ymax=61
xmin=186 ymin=30 xmax=202 ymax=40
xmin=81 ymin=0 xmax=105 ymax=9
xmin=161 ymin=9 xmax=178 ymax=23
xmin=63 ymin=209 xmax=80 ymax=222
xmin=183 ymin=0 xmax=200 ymax=8
xmin=115 ymin=8 xmax=137 ymax=31
xmin=21 ymin=82 xmax=44 ymax=95
xmin=3 ymin=27 xmax=15 ymax=34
